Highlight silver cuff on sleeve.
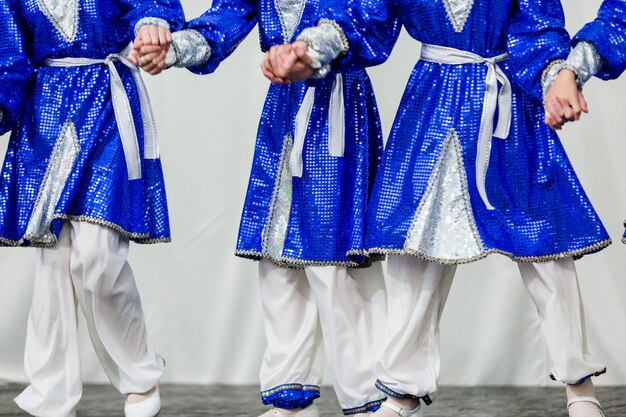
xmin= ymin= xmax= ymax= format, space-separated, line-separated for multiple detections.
xmin=565 ymin=41 xmax=605 ymax=87
xmin=171 ymin=30 xmax=211 ymax=68
xmin=134 ymin=17 xmax=171 ymax=36
xmin=297 ymin=19 xmax=349 ymax=79
xmin=542 ymin=59 xmax=566 ymax=98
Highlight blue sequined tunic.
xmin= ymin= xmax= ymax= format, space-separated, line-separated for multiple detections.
xmin=573 ymin=0 xmax=626 ymax=243
xmin=0 ymin=0 xmax=184 ymax=247
xmin=181 ymin=0 xmax=384 ymax=268
xmin=325 ymin=0 xmax=611 ymax=263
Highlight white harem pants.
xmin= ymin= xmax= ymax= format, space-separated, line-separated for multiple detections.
xmin=14 ymin=221 xmax=164 ymax=417
xmin=374 ymin=255 xmax=606 ymax=403
xmin=258 ymin=259 xmax=387 ymax=415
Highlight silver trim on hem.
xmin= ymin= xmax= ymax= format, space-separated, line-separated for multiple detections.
xmin=366 ymin=238 xmax=612 ymax=265
xmin=235 ymin=249 xmax=384 ymax=269
xmin=0 ymin=215 xmax=171 ymax=247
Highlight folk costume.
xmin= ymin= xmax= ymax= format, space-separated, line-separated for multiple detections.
xmin=301 ymin=0 xmax=610 ymax=410
xmin=163 ymin=0 xmax=386 ymax=414
xmin=0 ymin=0 xmax=184 ymax=415
xmin=544 ymin=0 xmax=626 ymax=243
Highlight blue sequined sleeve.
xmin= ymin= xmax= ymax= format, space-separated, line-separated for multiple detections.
xmin=506 ymin=0 xmax=571 ymax=101
xmin=323 ymin=0 xmax=401 ymax=71
xmin=182 ymin=0 xmax=258 ymax=74
xmin=574 ymin=0 xmax=626 ymax=80
xmin=0 ymin=0 xmax=33 ymax=135
xmin=121 ymin=0 xmax=186 ymax=36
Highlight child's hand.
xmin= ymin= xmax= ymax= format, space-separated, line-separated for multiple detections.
xmin=261 ymin=42 xmax=315 ymax=84
xmin=134 ymin=25 xmax=173 ymax=48
xmin=130 ymin=26 xmax=172 ymax=75
xmin=544 ymin=69 xmax=589 ymax=130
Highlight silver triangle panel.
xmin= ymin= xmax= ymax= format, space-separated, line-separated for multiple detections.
xmin=37 ymin=0 xmax=79 ymax=42
xmin=404 ymin=129 xmax=484 ymax=261
xmin=443 ymin=0 xmax=474 ymax=33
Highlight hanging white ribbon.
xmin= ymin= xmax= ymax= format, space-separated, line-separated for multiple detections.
xmin=44 ymin=45 xmax=160 ymax=180
xmin=290 ymin=73 xmax=345 ymax=178
xmin=420 ymin=44 xmax=512 ymax=210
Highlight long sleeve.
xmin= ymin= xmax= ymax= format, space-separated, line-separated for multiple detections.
xmin=506 ymin=0 xmax=571 ymax=101
xmin=573 ymin=0 xmax=626 ymax=80
xmin=173 ymin=0 xmax=258 ymax=74
xmin=121 ymin=0 xmax=186 ymax=36
xmin=314 ymin=0 xmax=402 ymax=71
xmin=0 ymin=0 xmax=33 ymax=135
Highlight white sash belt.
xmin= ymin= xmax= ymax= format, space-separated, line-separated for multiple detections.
xmin=44 ymin=46 xmax=159 ymax=181
xmin=420 ymin=44 xmax=512 ymax=210
xmin=290 ymin=73 xmax=345 ymax=178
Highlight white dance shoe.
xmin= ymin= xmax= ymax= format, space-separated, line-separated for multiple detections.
xmin=124 ymin=387 xmax=161 ymax=417
xmin=379 ymin=401 xmax=423 ymax=417
xmin=567 ymin=396 xmax=606 ymax=417
xmin=258 ymin=404 xmax=319 ymax=417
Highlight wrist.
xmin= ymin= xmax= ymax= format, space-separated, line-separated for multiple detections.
xmin=558 ymin=69 xmax=576 ymax=81
xmin=134 ymin=17 xmax=170 ymax=37
xmin=170 ymin=30 xmax=211 ymax=68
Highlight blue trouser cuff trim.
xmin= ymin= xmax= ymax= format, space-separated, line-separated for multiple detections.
xmin=343 ymin=398 xmax=386 ymax=415
xmin=375 ymin=380 xmax=432 ymax=405
xmin=549 ymin=368 xmax=607 ymax=385
xmin=261 ymin=384 xmax=321 ymax=409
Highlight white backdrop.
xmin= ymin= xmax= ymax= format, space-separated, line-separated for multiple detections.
xmin=1 ymin=0 xmax=625 ymax=388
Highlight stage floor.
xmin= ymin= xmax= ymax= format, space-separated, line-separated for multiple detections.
xmin=1 ymin=384 xmax=624 ymax=416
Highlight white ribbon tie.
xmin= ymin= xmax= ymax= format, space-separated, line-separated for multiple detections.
xmin=420 ymin=44 xmax=512 ymax=210
xmin=290 ymin=73 xmax=345 ymax=178
xmin=44 ymin=46 xmax=159 ymax=181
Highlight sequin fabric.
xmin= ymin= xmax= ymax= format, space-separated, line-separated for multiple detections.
xmin=24 ymin=121 xmax=81 ymax=245
xmin=573 ymin=0 xmax=626 ymax=242
xmin=330 ymin=0 xmax=610 ymax=263
xmin=182 ymin=0 xmax=384 ymax=268
xmin=541 ymin=58 xmax=565 ymax=97
xmin=37 ymin=0 xmax=80 ymax=42
xmin=298 ymin=19 xmax=349 ymax=78
xmin=443 ymin=0 xmax=474 ymax=33
xmin=565 ymin=42 xmax=605 ymax=86
xmin=0 ymin=0 xmax=185 ymax=247
xmin=260 ymin=384 xmax=321 ymax=409
xmin=404 ymin=130 xmax=483 ymax=261
xmin=171 ymin=29 xmax=211 ymax=67
xmin=275 ymin=0 xmax=307 ymax=42
xmin=574 ymin=0 xmax=626 ymax=81
xmin=541 ymin=42 xmax=605 ymax=95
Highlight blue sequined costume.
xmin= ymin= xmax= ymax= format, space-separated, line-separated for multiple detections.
xmin=321 ymin=0 xmax=611 ymax=263
xmin=173 ymin=0 xmax=383 ymax=269
xmin=0 ymin=0 xmax=184 ymax=247
xmin=165 ymin=0 xmax=384 ymax=410
xmin=573 ymin=0 xmax=626 ymax=243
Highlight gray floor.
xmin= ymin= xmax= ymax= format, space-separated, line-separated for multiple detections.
xmin=0 ymin=384 xmax=624 ymax=417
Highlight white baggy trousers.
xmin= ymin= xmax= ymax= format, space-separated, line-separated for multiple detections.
xmin=375 ymin=255 xmax=606 ymax=402
xmin=15 ymin=221 xmax=164 ymax=417
xmin=258 ymin=260 xmax=387 ymax=414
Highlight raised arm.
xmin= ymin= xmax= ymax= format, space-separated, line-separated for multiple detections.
xmin=0 ymin=0 xmax=33 ymax=135
xmin=164 ymin=0 xmax=258 ymax=74
xmin=506 ymin=0 xmax=571 ymax=102
xmin=573 ymin=0 xmax=626 ymax=81
xmin=121 ymin=0 xmax=186 ymax=37
xmin=316 ymin=0 xmax=401 ymax=71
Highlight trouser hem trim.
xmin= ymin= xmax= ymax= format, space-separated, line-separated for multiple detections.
xmin=343 ymin=398 xmax=386 ymax=415
xmin=260 ymin=384 xmax=321 ymax=409
xmin=550 ymin=368 xmax=607 ymax=385
xmin=375 ymin=380 xmax=432 ymax=405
